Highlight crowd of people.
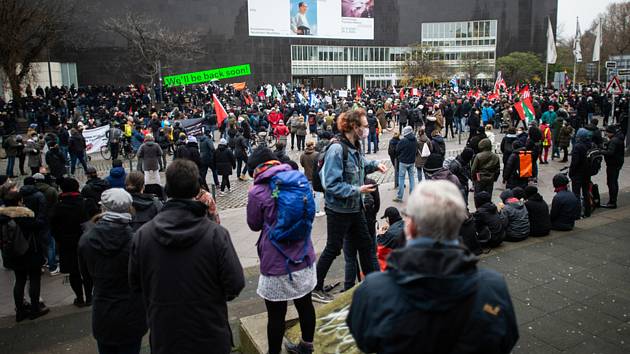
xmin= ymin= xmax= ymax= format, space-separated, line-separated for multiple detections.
xmin=0 ymin=79 xmax=628 ymax=354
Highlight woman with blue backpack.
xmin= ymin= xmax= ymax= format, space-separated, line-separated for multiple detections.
xmin=246 ymin=146 xmax=317 ymax=354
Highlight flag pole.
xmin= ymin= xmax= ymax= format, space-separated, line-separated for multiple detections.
xmin=573 ymin=61 xmax=577 ymax=91
xmin=545 ymin=16 xmax=549 ymax=88
xmin=545 ymin=62 xmax=549 ymax=89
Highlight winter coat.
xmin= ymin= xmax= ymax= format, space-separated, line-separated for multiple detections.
xmin=106 ymin=167 xmax=126 ymax=189
xmin=3 ymin=135 xmax=20 ymax=157
xmin=367 ymin=114 xmax=378 ymax=134
xmin=557 ymin=125 xmax=573 ymax=148
xmin=500 ymin=134 xmax=517 ymax=166
xmin=234 ymin=135 xmax=249 ymax=160
xmin=299 ymin=148 xmax=318 ymax=181
xmin=69 ymin=132 xmax=86 ymax=155
xmin=396 ymin=133 xmax=417 ymax=164
xmin=129 ymin=199 xmax=245 ymax=354
xmin=24 ymin=139 xmax=42 ymax=168
xmin=34 ymin=181 xmax=58 ymax=219
xmin=347 ymin=238 xmax=518 ymax=354
xmin=19 ymin=185 xmax=47 ymax=231
xmin=175 ymin=142 xmax=202 ymax=171
xmin=82 ymin=178 xmax=111 ymax=218
xmin=78 ymin=218 xmax=148 ymax=345
xmin=503 ymin=148 xmax=530 ymax=189
xmin=0 ymin=207 xmax=45 ymax=271
xmin=130 ymin=193 xmax=162 ymax=232
xmin=471 ymin=139 xmax=500 ymax=184
xmin=45 ymin=147 xmax=67 ymax=178
xmin=294 ymin=120 xmax=308 ymax=136
xmin=569 ymin=137 xmax=590 ymax=180
xmin=137 ymin=141 xmax=163 ymax=171
xmin=501 ymin=200 xmax=530 ymax=242
xmin=214 ymin=144 xmax=236 ymax=175
xmin=550 ymin=190 xmax=580 ymax=231
xmin=388 ymin=137 xmax=400 ymax=162
xmin=414 ymin=134 xmax=430 ymax=168
xmin=431 ymin=135 xmax=446 ymax=156
xmin=50 ymin=193 xmax=90 ymax=274
xmin=474 ymin=202 xmax=507 ymax=248
xmin=601 ymin=132 xmax=625 ymax=168
xmin=247 ymin=164 xmax=316 ymax=276
xmin=524 ymin=194 xmax=551 ymax=237
xmin=198 ymin=135 xmax=215 ymax=167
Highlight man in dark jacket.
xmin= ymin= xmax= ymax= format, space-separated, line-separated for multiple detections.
xmin=376 ymin=207 xmax=405 ymax=271
xmin=78 ymin=189 xmax=148 ymax=353
xmin=394 ymin=126 xmax=417 ymax=202
xmin=569 ymin=128 xmax=592 ymax=217
xmin=129 ymin=160 xmax=245 ymax=354
xmin=471 ymin=138 xmax=500 ymax=195
xmin=601 ymin=125 xmax=625 ymax=208
xmin=198 ymin=132 xmax=219 ymax=186
xmin=523 ymin=186 xmax=551 ymax=237
xmin=503 ymin=141 xmax=530 ymax=190
xmin=550 ymin=174 xmax=580 ymax=231
xmin=175 ymin=135 xmax=202 ymax=172
xmin=45 ymin=141 xmax=67 ymax=179
xmin=68 ymin=128 xmax=88 ymax=175
xmin=366 ymin=110 xmax=378 ymax=154
xmin=348 ymin=180 xmax=518 ymax=354
xmin=473 ymin=191 xmax=507 ymax=248
xmin=81 ymin=166 xmax=111 ymax=218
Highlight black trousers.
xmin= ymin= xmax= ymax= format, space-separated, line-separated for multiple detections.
xmin=607 ymin=165 xmax=621 ymax=204
xmin=13 ymin=268 xmax=41 ymax=311
xmin=110 ymin=142 xmax=120 ymax=160
xmin=474 ymin=181 xmax=494 ymax=196
xmin=316 ymin=209 xmax=377 ymax=290
xmin=69 ymin=271 xmax=93 ymax=302
xmin=296 ymin=135 xmax=306 ymax=151
xmin=264 ymin=293 xmax=315 ymax=354
xmin=572 ymin=177 xmax=591 ymax=217
xmin=220 ymin=174 xmax=231 ymax=191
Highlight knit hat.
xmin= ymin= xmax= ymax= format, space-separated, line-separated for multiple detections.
xmin=60 ymin=177 xmax=80 ymax=193
xmin=500 ymin=190 xmax=514 ymax=203
xmin=402 ymin=126 xmax=413 ymax=137
xmin=474 ymin=191 xmax=491 ymax=208
xmin=512 ymin=187 xmax=525 ymax=200
xmin=423 ymin=153 xmax=445 ymax=173
xmin=187 ymin=136 xmax=197 ymax=144
xmin=553 ymin=173 xmax=569 ymax=188
xmin=524 ymin=185 xmax=538 ymax=199
xmin=460 ymin=147 xmax=474 ymax=163
xmin=100 ymin=188 xmax=133 ymax=213
xmin=247 ymin=146 xmax=277 ymax=177
xmin=32 ymin=173 xmax=46 ymax=181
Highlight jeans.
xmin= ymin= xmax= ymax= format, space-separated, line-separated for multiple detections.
xmin=397 ymin=162 xmax=416 ymax=199
xmin=606 ymin=165 xmax=621 ymax=204
xmin=236 ymin=156 xmax=248 ymax=176
xmin=416 ymin=166 xmax=425 ymax=182
xmin=47 ymin=232 xmax=57 ymax=270
xmin=454 ymin=116 xmax=462 ymax=132
xmin=97 ymin=339 xmax=142 ymax=354
xmin=587 ymin=112 xmax=594 ymax=123
xmin=60 ymin=146 xmax=69 ymax=165
xmin=314 ymin=191 xmax=323 ymax=213
xmin=6 ymin=156 xmax=15 ymax=176
xmin=367 ymin=132 xmax=377 ymax=153
xmin=70 ymin=153 xmax=88 ymax=174
xmin=315 ymin=209 xmax=377 ymax=290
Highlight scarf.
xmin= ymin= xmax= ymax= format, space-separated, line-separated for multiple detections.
xmin=101 ymin=211 xmax=132 ymax=224
xmin=253 ymin=160 xmax=281 ymax=178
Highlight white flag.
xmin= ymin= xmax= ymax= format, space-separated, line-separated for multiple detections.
xmin=592 ymin=20 xmax=602 ymax=62
xmin=546 ymin=18 xmax=557 ymax=64
xmin=573 ymin=17 xmax=582 ymax=63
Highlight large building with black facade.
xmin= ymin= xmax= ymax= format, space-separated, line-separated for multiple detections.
xmin=58 ymin=0 xmax=558 ymax=88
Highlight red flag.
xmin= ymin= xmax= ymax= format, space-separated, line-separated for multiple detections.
xmin=514 ymin=98 xmax=536 ymax=122
xmin=356 ymin=86 xmax=363 ymax=99
xmin=519 ymin=85 xmax=531 ymax=101
xmin=212 ymin=94 xmax=228 ymax=127
xmin=466 ymin=90 xmax=473 ymax=98
xmin=400 ymin=88 xmax=405 ymax=100
xmin=488 ymin=91 xmax=499 ymax=101
xmin=474 ymin=89 xmax=481 ymax=99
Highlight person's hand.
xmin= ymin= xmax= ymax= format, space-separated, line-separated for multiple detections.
xmin=377 ymin=163 xmax=387 ymax=173
xmin=497 ymin=202 xmax=505 ymax=210
xmin=380 ymin=224 xmax=389 ymax=233
xmin=359 ymin=184 xmax=376 ymax=193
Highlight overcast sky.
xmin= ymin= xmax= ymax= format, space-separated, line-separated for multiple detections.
xmin=557 ymin=0 xmax=625 ymax=39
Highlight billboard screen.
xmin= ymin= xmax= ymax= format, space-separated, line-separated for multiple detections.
xmin=248 ymin=0 xmax=374 ymax=40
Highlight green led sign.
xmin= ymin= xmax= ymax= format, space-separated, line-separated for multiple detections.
xmin=163 ymin=64 xmax=251 ymax=87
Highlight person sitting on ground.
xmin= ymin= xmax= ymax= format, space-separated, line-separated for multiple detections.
xmin=105 ymin=160 xmax=127 ymax=189
xmin=550 ymin=173 xmax=580 ymax=231
xmin=82 ymin=166 xmax=111 ymax=218
xmin=523 ymin=185 xmax=551 ymax=237
xmin=446 ymin=147 xmax=474 ymax=201
xmin=473 ymin=191 xmax=507 ymax=248
xmin=499 ymin=188 xmax=530 ymax=242
xmin=124 ymin=171 xmax=162 ymax=232
xmin=376 ymin=207 xmax=406 ymax=271
xmin=347 ymin=180 xmax=518 ymax=354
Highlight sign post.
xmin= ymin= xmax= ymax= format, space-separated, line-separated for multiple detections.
xmin=606 ymin=75 xmax=623 ymax=129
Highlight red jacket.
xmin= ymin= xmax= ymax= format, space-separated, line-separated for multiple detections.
xmin=268 ymin=112 xmax=283 ymax=129
xmin=273 ymin=125 xmax=289 ymax=138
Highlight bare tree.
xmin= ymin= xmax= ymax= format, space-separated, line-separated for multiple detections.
xmin=103 ymin=12 xmax=205 ymax=90
xmin=0 ymin=0 xmax=71 ymax=101
xmin=401 ymin=43 xmax=441 ymax=86
xmin=600 ymin=2 xmax=630 ymax=57
xmin=461 ymin=57 xmax=484 ymax=82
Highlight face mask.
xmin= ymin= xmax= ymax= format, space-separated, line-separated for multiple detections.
xmin=361 ymin=127 xmax=370 ymax=139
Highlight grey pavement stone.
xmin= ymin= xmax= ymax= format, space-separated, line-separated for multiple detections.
xmin=580 ymin=292 xmax=630 ymax=323
xmin=549 ymin=303 xmax=622 ymax=336
xmin=512 ymin=286 xmax=574 ymax=313
xmin=567 ymin=336 xmax=629 ymax=354
xmin=597 ymin=322 xmax=630 ymax=351
xmin=542 ymin=276 xmax=604 ymax=302
xmin=524 ymin=314 xmax=592 ymax=351
xmin=511 ymin=331 xmax=563 ymax=354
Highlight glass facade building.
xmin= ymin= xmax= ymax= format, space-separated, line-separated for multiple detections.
xmin=58 ymin=0 xmax=558 ymax=87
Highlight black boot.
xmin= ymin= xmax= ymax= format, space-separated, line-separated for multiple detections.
xmin=285 ymin=341 xmax=314 ymax=354
xmin=29 ymin=302 xmax=50 ymax=320
xmin=15 ymin=303 xmax=31 ymax=323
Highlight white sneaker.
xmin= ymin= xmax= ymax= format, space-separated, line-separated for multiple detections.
xmin=49 ymin=267 xmax=60 ymax=276
xmin=218 ymin=191 xmax=226 ymax=197
xmin=315 ymin=211 xmax=326 ymax=217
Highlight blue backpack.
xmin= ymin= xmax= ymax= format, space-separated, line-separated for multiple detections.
xmin=268 ymin=169 xmax=316 ymax=279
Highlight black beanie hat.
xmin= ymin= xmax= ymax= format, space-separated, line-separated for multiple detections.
xmin=59 ymin=177 xmax=80 ymax=193
xmin=500 ymin=190 xmax=513 ymax=202
xmin=524 ymin=185 xmax=538 ymax=199
xmin=474 ymin=191 xmax=491 ymax=208
xmin=512 ymin=187 xmax=525 ymax=200
xmin=247 ymin=146 xmax=277 ymax=177
xmin=460 ymin=147 xmax=474 ymax=163
xmin=553 ymin=173 xmax=569 ymax=188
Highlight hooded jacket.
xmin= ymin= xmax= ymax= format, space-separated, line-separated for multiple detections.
xmin=396 ymin=133 xmax=417 ymax=164
xmin=524 ymin=194 xmax=551 ymax=237
xmin=347 ymin=238 xmax=518 ymax=354
xmin=137 ymin=141 xmax=163 ymax=171
xmin=130 ymin=199 xmax=245 ymax=354
xmin=130 ymin=193 xmax=162 ymax=231
xmin=503 ymin=146 xmax=529 ymax=189
xmin=0 ymin=206 xmax=44 ymax=270
xmin=45 ymin=147 xmax=67 ymax=178
xmin=500 ymin=134 xmax=517 ymax=165
xmin=247 ymin=164 xmax=316 ymax=276
xmin=19 ymin=185 xmax=47 ymax=229
xmin=473 ymin=202 xmax=507 ymax=248
xmin=601 ymin=131 xmax=625 ymax=168
xmin=82 ymin=177 xmax=111 ymax=217
xmin=299 ymin=147 xmax=318 ymax=181
xmin=550 ymin=190 xmax=580 ymax=231
xmin=569 ymin=129 xmax=591 ymax=180
xmin=175 ymin=142 xmax=202 ymax=170
xmin=198 ymin=135 xmax=215 ymax=167
xmin=106 ymin=167 xmax=127 ymax=189
xmin=50 ymin=193 xmax=91 ymax=274
xmin=501 ymin=200 xmax=530 ymax=242
xmin=78 ymin=219 xmax=147 ymax=345
xmin=214 ymin=144 xmax=236 ymax=176
xmin=471 ymin=139 xmax=500 ymax=184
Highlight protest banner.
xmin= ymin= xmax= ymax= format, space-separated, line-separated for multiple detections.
xmin=163 ymin=64 xmax=251 ymax=87
xmin=83 ymin=125 xmax=109 ymax=155
xmin=179 ymin=118 xmax=206 ymax=136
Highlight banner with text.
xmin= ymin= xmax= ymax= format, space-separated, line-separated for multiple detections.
xmin=163 ymin=64 xmax=251 ymax=87
xmin=83 ymin=125 xmax=109 ymax=155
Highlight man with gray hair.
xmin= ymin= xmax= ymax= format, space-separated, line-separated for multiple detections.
xmin=347 ymin=180 xmax=518 ymax=354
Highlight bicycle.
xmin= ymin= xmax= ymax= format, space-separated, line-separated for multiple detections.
xmin=100 ymin=139 xmax=136 ymax=160
xmin=250 ymin=131 xmax=277 ymax=148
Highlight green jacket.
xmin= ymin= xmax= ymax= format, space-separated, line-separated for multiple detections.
xmin=471 ymin=139 xmax=500 ymax=184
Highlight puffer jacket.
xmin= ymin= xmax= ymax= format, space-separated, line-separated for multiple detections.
xmin=524 ymin=193 xmax=551 ymax=237
xmin=471 ymin=139 xmax=500 ymax=184
xmin=474 ymin=202 xmax=507 ymax=248
xmin=501 ymin=200 xmax=530 ymax=241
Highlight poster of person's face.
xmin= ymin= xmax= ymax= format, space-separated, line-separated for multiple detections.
xmin=290 ymin=0 xmax=317 ymax=35
xmin=341 ymin=0 xmax=374 ymax=18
